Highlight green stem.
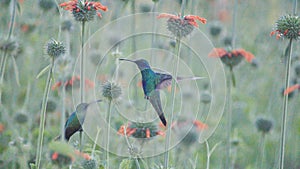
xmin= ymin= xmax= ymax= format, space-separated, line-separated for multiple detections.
xmin=80 ymin=21 xmax=86 ymax=103
xmin=257 ymin=133 xmax=266 ymax=169
xmin=105 ymin=100 xmax=112 ymax=169
xmin=225 ymin=67 xmax=232 ymax=169
xmin=0 ymin=0 xmax=17 ymax=104
xmin=279 ymin=38 xmax=293 ymax=169
xmin=60 ymin=82 xmax=66 ymax=141
xmin=35 ymin=58 xmax=54 ymax=169
xmin=230 ymin=66 xmax=236 ymax=87
xmin=293 ymin=0 xmax=297 ymax=15
xmin=232 ymin=0 xmax=238 ymax=49
xmin=205 ymin=141 xmax=210 ymax=169
xmin=164 ymin=37 xmax=181 ymax=169
xmin=80 ymin=20 xmax=86 ymax=152
xmin=92 ymin=127 xmax=101 ymax=157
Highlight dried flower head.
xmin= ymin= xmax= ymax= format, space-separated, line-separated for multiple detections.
xmin=81 ymin=158 xmax=98 ymax=169
xmin=118 ymin=122 xmax=164 ymax=139
xmin=46 ymin=39 xmax=65 ymax=59
xmin=209 ymin=48 xmax=255 ymax=67
xmin=209 ymin=21 xmax=222 ymax=37
xmin=14 ymin=112 xmax=28 ymax=124
xmin=270 ymin=14 xmax=300 ymax=40
xmin=101 ymin=81 xmax=122 ymax=100
xmin=38 ymin=0 xmax=55 ymax=11
xmin=255 ymin=117 xmax=273 ymax=134
xmin=157 ymin=13 xmax=207 ymax=38
xmin=200 ymin=91 xmax=211 ymax=104
xmin=60 ymin=0 xmax=108 ymax=22
xmin=61 ymin=20 xmax=74 ymax=32
xmin=0 ymin=39 xmax=20 ymax=56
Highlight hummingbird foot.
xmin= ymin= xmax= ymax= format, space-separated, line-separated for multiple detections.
xmin=144 ymin=95 xmax=150 ymax=100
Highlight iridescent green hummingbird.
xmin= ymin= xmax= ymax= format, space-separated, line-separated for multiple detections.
xmin=56 ymin=100 xmax=101 ymax=141
xmin=119 ymin=58 xmax=203 ymax=126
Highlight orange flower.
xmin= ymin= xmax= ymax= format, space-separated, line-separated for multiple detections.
xmin=0 ymin=123 xmax=4 ymax=133
xmin=157 ymin=13 xmax=207 ymax=27
xmin=146 ymin=128 xmax=150 ymax=138
xmin=60 ymin=0 xmax=107 ymax=19
xmin=52 ymin=75 xmax=94 ymax=90
xmin=74 ymin=150 xmax=91 ymax=160
xmin=51 ymin=152 xmax=59 ymax=160
xmin=193 ymin=120 xmax=208 ymax=130
xmin=209 ymin=48 xmax=255 ymax=63
xmin=284 ymin=84 xmax=300 ymax=95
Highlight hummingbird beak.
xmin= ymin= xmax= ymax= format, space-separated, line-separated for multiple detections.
xmin=119 ymin=58 xmax=135 ymax=63
xmin=88 ymin=99 xmax=102 ymax=105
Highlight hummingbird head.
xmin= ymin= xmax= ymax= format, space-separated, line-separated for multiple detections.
xmin=76 ymin=100 xmax=102 ymax=114
xmin=119 ymin=58 xmax=151 ymax=71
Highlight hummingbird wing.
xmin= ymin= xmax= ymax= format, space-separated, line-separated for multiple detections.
xmin=155 ymin=72 xmax=205 ymax=90
xmin=64 ymin=112 xmax=82 ymax=141
xmin=149 ymin=90 xmax=167 ymax=126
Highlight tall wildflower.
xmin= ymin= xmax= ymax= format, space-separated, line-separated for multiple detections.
xmin=157 ymin=0 xmax=207 ymax=167
xmin=270 ymin=1 xmax=299 ymax=167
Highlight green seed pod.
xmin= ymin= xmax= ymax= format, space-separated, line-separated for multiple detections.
xmin=167 ymin=17 xmax=194 ymax=38
xmin=81 ymin=158 xmax=98 ymax=169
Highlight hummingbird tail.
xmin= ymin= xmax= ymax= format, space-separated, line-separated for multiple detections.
xmin=159 ymin=114 xmax=167 ymax=126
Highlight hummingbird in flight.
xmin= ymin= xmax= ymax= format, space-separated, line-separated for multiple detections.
xmin=56 ymin=100 xmax=101 ymax=141
xmin=119 ymin=58 xmax=203 ymax=126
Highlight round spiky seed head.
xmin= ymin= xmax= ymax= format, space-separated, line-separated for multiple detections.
xmin=81 ymin=158 xmax=98 ymax=169
xmin=41 ymin=99 xmax=57 ymax=113
xmin=275 ymin=14 xmax=300 ymax=40
xmin=101 ymin=81 xmax=122 ymax=100
xmin=46 ymin=39 xmax=65 ymax=59
xmin=231 ymin=138 xmax=240 ymax=147
xmin=14 ymin=113 xmax=28 ymax=124
xmin=223 ymin=36 xmax=232 ymax=46
xmin=61 ymin=20 xmax=73 ymax=32
xmin=180 ymin=128 xmax=199 ymax=146
xmin=139 ymin=3 xmax=151 ymax=13
xmin=0 ymin=39 xmax=20 ymax=56
xmin=209 ymin=21 xmax=222 ymax=37
xmin=255 ymin=117 xmax=273 ymax=134
xmin=167 ymin=17 xmax=194 ymax=38
xmin=38 ymin=0 xmax=55 ymax=11
xmin=200 ymin=91 xmax=211 ymax=104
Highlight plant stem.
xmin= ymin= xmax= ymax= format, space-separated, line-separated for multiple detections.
xmin=35 ymin=58 xmax=54 ymax=169
xmin=105 ymin=100 xmax=112 ymax=169
xmin=60 ymin=82 xmax=66 ymax=141
xmin=0 ymin=0 xmax=17 ymax=104
xmin=80 ymin=21 xmax=86 ymax=103
xmin=257 ymin=133 xmax=266 ymax=169
xmin=279 ymin=38 xmax=293 ymax=169
xmin=205 ymin=141 xmax=210 ymax=169
xmin=79 ymin=20 xmax=86 ymax=152
xmin=92 ymin=127 xmax=101 ymax=157
xmin=229 ymin=66 xmax=236 ymax=87
xmin=225 ymin=68 xmax=232 ymax=169
xmin=232 ymin=0 xmax=238 ymax=49
xmin=164 ymin=37 xmax=181 ymax=169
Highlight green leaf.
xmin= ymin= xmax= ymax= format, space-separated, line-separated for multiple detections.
xmin=36 ymin=64 xmax=50 ymax=79
xmin=12 ymin=56 xmax=20 ymax=86
xmin=17 ymin=2 xmax=22 ymax=14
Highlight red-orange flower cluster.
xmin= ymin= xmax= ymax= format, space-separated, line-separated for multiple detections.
xmin=157 ymin=13 xmax=207 ymax=27
xmin=52 ymin=75 xmax=95 ymax=90
xmin=60 ymin=0 xmax=107 ymax=18
xmin=118 ymin=123 xmax=164 ymax=138
xmin=208 ymin=48 xmax=255 ymax=63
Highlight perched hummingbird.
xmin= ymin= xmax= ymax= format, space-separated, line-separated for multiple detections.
xmin=56 ymin=100 xmax=101 ymax=141
xmin=119 ymin=58 xmax=203 ymax=126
